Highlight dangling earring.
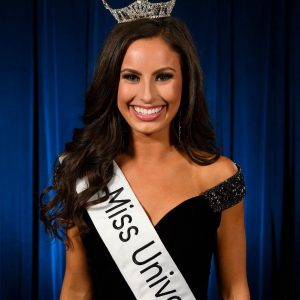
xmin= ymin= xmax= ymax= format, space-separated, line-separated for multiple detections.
xmin=178 ymin=111 xmax=182 ymax=144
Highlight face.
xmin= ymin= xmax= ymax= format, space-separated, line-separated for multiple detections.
xmin=117 ymin=37 xmax=182 ymax=139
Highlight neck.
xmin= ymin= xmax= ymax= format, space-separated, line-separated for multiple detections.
xmin=126 ymin=130 xmax=176 ymax=165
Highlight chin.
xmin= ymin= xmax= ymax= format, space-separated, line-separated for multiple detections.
xmin=130 ymin=124 xmax=169 ymax=137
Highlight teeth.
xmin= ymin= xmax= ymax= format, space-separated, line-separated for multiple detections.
xmin=133 ymin=106 xmax=163 ymax=115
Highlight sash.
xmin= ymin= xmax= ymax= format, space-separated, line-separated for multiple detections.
xmin=79 ymin=161 xmax=196 ymax=300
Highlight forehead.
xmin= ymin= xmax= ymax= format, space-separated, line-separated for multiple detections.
xmin=121 ymin=37 xmax=181 ymax=69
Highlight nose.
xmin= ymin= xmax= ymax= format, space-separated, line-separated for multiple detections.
xmin=139 ymin=78 xmax=156 ymax=103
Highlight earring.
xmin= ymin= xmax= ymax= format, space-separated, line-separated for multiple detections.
xmin=178 ymin=112 xmax=182 ymax=144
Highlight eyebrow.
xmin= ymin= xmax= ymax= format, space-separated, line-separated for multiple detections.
xmin=120 ymin=67 xmax=176 ymax=75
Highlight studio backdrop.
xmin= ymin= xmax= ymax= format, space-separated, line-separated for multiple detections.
xmin=0 ymin=0 xmax=299 ymax=299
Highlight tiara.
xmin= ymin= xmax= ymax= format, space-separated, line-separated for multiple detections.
xmin=102 ymin=0 xmax=176 ymax=23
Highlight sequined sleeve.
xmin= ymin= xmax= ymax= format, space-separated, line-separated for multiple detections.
xmin=202 ymin=164 xmax=246 ymax=213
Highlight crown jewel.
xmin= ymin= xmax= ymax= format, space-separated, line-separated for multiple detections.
xmin=102 ymin=0 xmax=176 ymax=23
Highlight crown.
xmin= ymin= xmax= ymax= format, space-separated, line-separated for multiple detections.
xmin=102 ymin=0 xmax=176 ymax=23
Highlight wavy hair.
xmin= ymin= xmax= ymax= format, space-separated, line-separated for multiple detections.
xmin=40 ymin=17 xmax=220 ymax=242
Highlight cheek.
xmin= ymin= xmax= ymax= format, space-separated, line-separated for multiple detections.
xmin=173 ymin=81 xmax=182 ymax=100
xmin=160 ymin=81 xmax=182 ymax=105
xmin=117 ymin=83 xmax=135 ymax=106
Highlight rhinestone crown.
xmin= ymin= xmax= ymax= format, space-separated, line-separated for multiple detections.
xmin=102 ymin=0 xmax=176 ymax=23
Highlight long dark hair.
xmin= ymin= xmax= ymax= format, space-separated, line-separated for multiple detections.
xmin=40 ymin=17 xmax=220 ymax=242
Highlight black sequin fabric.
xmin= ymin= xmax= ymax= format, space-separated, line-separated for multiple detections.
xmin=202 ymin=164 xmax=246 ymax=213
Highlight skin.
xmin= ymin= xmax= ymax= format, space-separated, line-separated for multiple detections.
xmin=117 ymin=37 xmax=182 ymax=138
xmin=60 ymin=37 xmax=250 ymax=300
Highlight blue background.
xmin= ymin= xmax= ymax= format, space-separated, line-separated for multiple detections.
xmin=0 ymin=0 xmax=299 ymax=299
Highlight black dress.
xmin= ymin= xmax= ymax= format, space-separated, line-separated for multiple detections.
xmin=81 ymin=165 xmax=246 ymax=300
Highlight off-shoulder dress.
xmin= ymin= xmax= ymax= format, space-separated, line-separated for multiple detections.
xmin=81 ymin=165 xmax=246 ymax=300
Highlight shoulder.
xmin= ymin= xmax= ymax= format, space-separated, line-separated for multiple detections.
xmin=207 ymin=155 xmax=238 ymax=182
xmin=194 ymin=156 xmax=245 ymax=212
xmin=195 ymin=155 xmax=239 ymax=191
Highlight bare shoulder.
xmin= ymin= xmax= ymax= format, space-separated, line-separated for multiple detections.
xmin=209 ymin=155 xmax=238 ymax=179
xmin=194 ymin=155 xmax=239 ymax=192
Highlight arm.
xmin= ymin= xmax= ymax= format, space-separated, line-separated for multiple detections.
xmin=60 ymin=226 xmax=93 ymax=300
xmin=215 ymin=200 xmax=250 ymax=300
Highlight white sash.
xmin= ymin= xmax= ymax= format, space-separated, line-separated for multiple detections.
xmin=79 ymin=161 xmax=196 ymax=300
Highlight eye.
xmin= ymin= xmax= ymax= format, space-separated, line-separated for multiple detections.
xmin=122 ymin=73 xmax=140 ymax=82
xmin=156 ymin=73 xmax=174 ymax=81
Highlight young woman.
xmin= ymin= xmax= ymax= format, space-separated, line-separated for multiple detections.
xmin=41 ymin=16 xmax=250 ymax=300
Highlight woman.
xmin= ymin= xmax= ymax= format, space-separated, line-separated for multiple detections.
xmin=41 ymin=16 xmax=250 ymax=300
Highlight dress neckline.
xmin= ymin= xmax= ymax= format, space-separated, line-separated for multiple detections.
xmin=114 ymin=160 xmax=242 ymax=227
xmin=153 ymin=195 xmax=202 ymax=227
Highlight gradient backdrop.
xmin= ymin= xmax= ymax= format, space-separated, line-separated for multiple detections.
xmin=0 ymin=0 xmax=299 ymax=299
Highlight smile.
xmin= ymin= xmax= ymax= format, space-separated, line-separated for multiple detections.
xmin=133 ymin=106 xmax=163 ymax=115
xmin=130 ymin=105 xmax=166 ymax=121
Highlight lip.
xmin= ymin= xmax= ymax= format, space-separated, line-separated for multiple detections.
xmin=130 ymin=105 xmax=166 ymax=122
